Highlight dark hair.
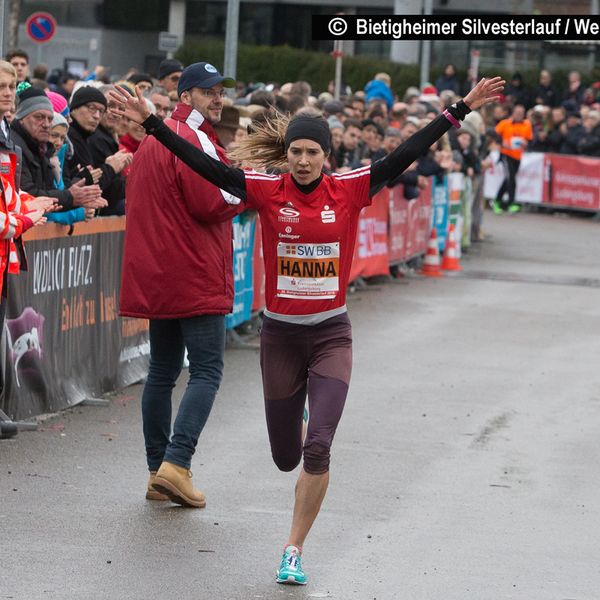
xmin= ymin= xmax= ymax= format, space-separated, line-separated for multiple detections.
xmin=344 ymin=118 xmax=363 ymax=131
xmin=274 ymin=94 xmax=288 ymax=113
xmin=250 ymin=89 xmax=275 ymax=108
xmin=5 ymin=48 xmax=28 ymax=63
xmin=32 ymin=64 xmax=48 ymax=80
xmin=286 ymin=94 xmax=306 ymax=115
xmin=290 ymin=81 xmax=311 ymax=98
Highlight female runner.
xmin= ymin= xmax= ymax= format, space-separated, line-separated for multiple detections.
xmin=110 ymin=76 xmax=503 ymax=585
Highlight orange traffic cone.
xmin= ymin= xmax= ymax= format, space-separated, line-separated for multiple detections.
xmin=419 ymin=228 xmax=443 ymax=277
xmin=441 ymin=223 xmax=462 ymax=271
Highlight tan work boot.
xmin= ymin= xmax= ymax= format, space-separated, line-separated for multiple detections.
xmin=146 ymin=471 xmax=169 ymax=501
xmin=152 ymin=461 xmax=206 ymax=508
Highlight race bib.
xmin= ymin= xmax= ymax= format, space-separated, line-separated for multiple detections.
xmin=510 ymin=136 xmax=525 ymax=150
xmin=276 ymin=242 xmax=340 ymax=299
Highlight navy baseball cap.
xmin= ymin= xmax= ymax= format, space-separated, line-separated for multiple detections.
xmin=177 ymin=62 xmax=235 ymax=96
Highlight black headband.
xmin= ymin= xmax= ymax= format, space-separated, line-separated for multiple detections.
xmin=284 ymin=115 xmax=331 ymax=154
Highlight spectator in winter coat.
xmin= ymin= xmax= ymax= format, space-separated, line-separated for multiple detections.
xmin=213 ymin=105 xmax=240 ymax=150
xmin=563 ymin=71 xmax=585 ymax=108
xmin=157 ymin=59 xmax=184 ymax=94
xmin=435 ymin=64 xmax=460 ymax=95
xmin=364 ymin=73 xmax=393 ymax=110
xmin=145 ymin=86 xmax=171 ymax=120
xmin=119 ymin=61 xmax=243 ymax=509
xmin=504 ymin=72 xmax=531 ymax=109
xmin=333 ymin=118 xmax=363 ymax=172
xmin=533 ymin=70 xmax=560 ymax=108
xmin=5 ymin=49 xmax=30 ymax=84
xmin=45 ymin=113 xmax=95 ymax=225
xmin=559 ymin=111 xmax=586 ymax=155
xmin=67 ymin=85 xmax=131 ymax=214
xmin=118 ymin=98 xmax=155 ymax=177
xmin=128 ymin=73 xmax=154 ymax=94
xmin=577 ymin=110 xmax=600 ymax=156
xmin=10 ymin=86 xmax=104 ymax=212
xmin=545 ymin=106 xmax=566 ymax=153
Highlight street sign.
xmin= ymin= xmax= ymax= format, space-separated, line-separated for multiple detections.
xmin=25 ymin=12 xmax=57 ymax=44
xmin=158 ymin=32 xmax=180 ymax=52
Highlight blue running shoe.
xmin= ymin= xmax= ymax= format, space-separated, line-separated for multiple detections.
xmin=276 ymin=545 xmax=307 ymax=585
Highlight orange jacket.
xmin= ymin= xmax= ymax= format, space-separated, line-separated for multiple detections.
xmin=0 ymin=143 xmax=34 ymax=294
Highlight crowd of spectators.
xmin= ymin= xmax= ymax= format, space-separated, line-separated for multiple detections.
xmin=3 ymin=49 xmax=600 ymax=233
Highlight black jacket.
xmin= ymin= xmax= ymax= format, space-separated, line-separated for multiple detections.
xmin=10 ymin=120 xmax=74 ymax=209
xmin=89 ymin=124 xmax=118 ymax=166
xmin=65 ymin=118 xmax=116 ymax=192
xmin=560 ymin=124 xmax=586 ymax=155
xmin=533 ymin=84 xmax=560 ymax=108
xmin=577 ymin=123 xmax=600 ymax=156
xmin=66 ymin=118 xmax=125 ymax=215
xmin=88 ymin=124 xmax=126 ymax=208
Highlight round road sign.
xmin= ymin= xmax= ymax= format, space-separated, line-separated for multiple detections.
xmin=26 ymin=12 xmax=57 ymax=43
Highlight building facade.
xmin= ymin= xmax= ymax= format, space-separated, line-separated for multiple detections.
xmin=2 ymin=0 xmax=598 ymax=78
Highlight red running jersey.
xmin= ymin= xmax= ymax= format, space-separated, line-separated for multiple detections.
xmin=245 ymin=166 xmax=371 ymax=316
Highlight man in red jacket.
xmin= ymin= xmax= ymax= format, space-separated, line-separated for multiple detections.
xmin=120 ymin=62 xmax=241 ymax=507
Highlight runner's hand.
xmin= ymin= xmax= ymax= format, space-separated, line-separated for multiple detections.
xmin=108 ymin=87 xmax=150 ymax=125
xmin=463 ymin=77 xmax=505 ymax=110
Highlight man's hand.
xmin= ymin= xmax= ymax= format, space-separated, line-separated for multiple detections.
xmin=417 ymin=175 xmax=428 ymax=189
xmin=27 ymin=196 xmax=59 ymax=213
xmin=84 ymin=207 xmax=96 ymax=221
xmin=81 ymin=196 xmax=108 ymax=210
xmin=70 ymin=181 xmax=103 ymax=207
xmin=106 ymin=150 xmax=133 ymax=174
xmin=463 ymin=77 xmax=505 ymax=110
xmin=108 ymin=87 xmax=151 ymax=124
xmin=86 ymin=166 xmax=103 ymax=184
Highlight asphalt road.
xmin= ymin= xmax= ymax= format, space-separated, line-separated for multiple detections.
xmin=1 ymin=209 xmax=599 ymax=600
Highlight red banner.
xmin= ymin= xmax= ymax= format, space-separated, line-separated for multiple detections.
xmin=549 ymin=154 xmax=600 ymax=211
xmin=388 ymin=185 xmax=409 ymax=263
xmin=349 ymin=189 xmax=390 ymax=281
xmin=407 ymin=180 xmax=432 ymax=259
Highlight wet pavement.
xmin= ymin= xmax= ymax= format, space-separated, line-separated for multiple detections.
xmin=1 ymin=209 xmax=599 ymax=599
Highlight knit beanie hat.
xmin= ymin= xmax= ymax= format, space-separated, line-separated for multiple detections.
xmin=158 ymin=59 xmax=184 ymax=80
xmin=45 ymin=90 xmax=69 ymax=117
xmin=51 ymin=112 xmax=69 ymax=129
xmin=15 ymin=87 xmax=53 ymax=120
xmin=70 ymin=86 xmax=107 ymax=111
xmin=284 ymin=114 xmax=331 ymax=153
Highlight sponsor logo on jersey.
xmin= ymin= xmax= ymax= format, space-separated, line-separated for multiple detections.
xmin=321 ymin=204 xmax=336 ymax=223
xmin=278 ymin=206 xmax=300 ymax=223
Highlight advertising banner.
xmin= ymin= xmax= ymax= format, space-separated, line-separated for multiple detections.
xmin=388 ymin=185 xmax=409 ymax=263
xmin=349 ymin=189 xmax=390 ymax=281
xmin=483 ymin=149 xmax=506 ymax=200
xmin=549 ymin=154 xmax=600 ymax=211
xmin=516 ymin=152 xmax=546 ymax=204
xmin=2 ymin=219 xmax=149 ymax=420
xmin=226 ymin=212 xmax=256 ymax=329
xmin=407 ymin=180 xmax=433 ymax=259
xmin=431 ymin=175 xmax=449 ymax=250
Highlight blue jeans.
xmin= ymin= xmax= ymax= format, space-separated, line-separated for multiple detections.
xmin=142 ymin=315 xmax=226 ymax=471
